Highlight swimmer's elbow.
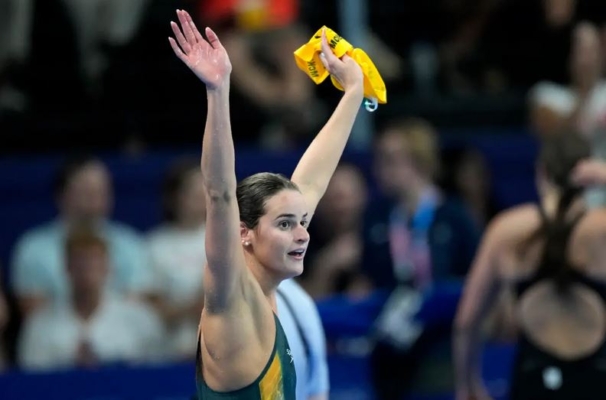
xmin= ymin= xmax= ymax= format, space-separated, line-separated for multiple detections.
xmin=205 ymin=187 xmax=236 ymax=204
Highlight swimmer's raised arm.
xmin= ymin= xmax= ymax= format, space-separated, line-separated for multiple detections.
xmin=291 ymin=30 xmax=364 ymax=218
xmin=169 ymin=10 xmax=244 ymax=311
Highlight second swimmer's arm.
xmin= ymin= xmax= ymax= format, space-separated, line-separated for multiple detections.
xmin=571 ymin=159 xmax=606 ymax=187
xmin=453 ymin=217 xmax=503 ymax=400
xmin=291 ymin=30 xmax=364 ymax=217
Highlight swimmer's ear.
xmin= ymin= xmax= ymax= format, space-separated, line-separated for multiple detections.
xmin=240 ymin=222 xmax=253 ymax=245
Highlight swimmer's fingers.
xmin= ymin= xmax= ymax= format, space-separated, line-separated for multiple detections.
xmin=320 ymin=28 xmax=341 ymax=71
xmin=170 ymin=19 xmax=191 ymax=54
xmin=169 ymin=37 xmax=187 ymax=63
xmin=177 ymin=9 xmax=198 ymax=46
xmin=184 ymin=10 xmax=205 ymax=43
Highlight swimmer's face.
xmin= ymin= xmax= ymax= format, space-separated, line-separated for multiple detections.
xmin=244 ymin=189 xmax=310 ymax=279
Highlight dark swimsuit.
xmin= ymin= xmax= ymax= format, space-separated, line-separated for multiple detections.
xmin=510 ymin=212 xmax=606 ymax=400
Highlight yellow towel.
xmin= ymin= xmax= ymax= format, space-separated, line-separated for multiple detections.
xmin=294 ymin=26 xmax=387 ymax=110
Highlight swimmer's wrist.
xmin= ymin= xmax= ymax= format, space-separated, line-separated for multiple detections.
xmin=206 ymin=79 xmax=231 ymax=94
xmin=206 ymin=81 xmax=230 ymax=106
xmin=343 ymin=83 xmax=363 ymax=97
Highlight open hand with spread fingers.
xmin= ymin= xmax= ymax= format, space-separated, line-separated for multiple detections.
xmin=169 ymin=9 xmax=232 ymax=90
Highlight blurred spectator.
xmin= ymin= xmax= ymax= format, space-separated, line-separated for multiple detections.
xmin=360 ymin=118 xmax=481 ymax=399
xmin=1 ymin=0 xmax=150 ymax=116
xmin=277 ymin=279 xmax=329 ymax=400
xmin=9 ymin=155 xmax=150 ymax=317
xmin=196 ymin=0 xmax=323 ymax=149
xmin=439 ymin=147 xmax=499 ymax=228
xmin=528 ymin=21 xmax=606 ymax=207
xmin=146 ymin=158 xmax=206 ymax=361
xmin=528 ymin=22 xmax=606 ymax=138
xmin=478 ymin=0 xmax=574 ymax=92
xmin=60 ymin=0 xmax=150 ymax=97
xmin=299 ymin=163 xmax=368 ymax=299
xmin=0 ymin=275 xmax=7 ymax=371
xmin=17 ymin=227 xmax=164 ymax=371
xmin=361 ymin=119 xmax=480 ymax=291
xmin=438 ymin=0 xmax=500 ymax=94
xmin=0 ymin=0 xmax=32 ymax=114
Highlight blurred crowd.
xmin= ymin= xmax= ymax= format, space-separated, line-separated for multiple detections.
xmin=2 ymin=0 xmax=606 ymax=152
xmin=4 ymin=0 xmax=606 ymax=398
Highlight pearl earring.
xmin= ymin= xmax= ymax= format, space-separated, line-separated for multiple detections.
xmin=243 ymin=241 xmax=250 ymax=246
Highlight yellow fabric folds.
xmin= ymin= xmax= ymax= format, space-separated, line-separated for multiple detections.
xmin=293 ymin=26 xmax=387 ymax=105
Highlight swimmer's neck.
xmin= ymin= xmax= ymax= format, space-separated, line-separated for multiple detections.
xmin=245 ymin=256 xmax=281 ymax=312
xmin=266 ymin=293 xmax=278 ymax=314
xmin=540 ymin=186 xmax=584 ymax=219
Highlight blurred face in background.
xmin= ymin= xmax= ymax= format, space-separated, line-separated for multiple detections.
xmin=316 ymin=165 xmax=368 ymax=233
xmin=67 ymin=242 xmax=109 ymax=297
xmin=456 ymin=151 xmax=490 ymax=199
xmin=374 ymin=130 xmax=423 ymax=198
xmin=59 ymin=161 xmax=113 ymax=224
xmin=570 ymin=22 xmax=602 ymax=89
xmin=543 ymin=0 xmax=576 ymax=28
xmin=175 ymin=169 xmax=207 ymax=226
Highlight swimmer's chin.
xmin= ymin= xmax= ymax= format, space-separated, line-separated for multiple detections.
xmin=280 ymin=262 xmax=304 ymax=280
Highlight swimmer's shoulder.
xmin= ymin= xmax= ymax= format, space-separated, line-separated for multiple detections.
xmin=577 ymin=208 xmax=606 ymax=239
xmin=484 ymin=203 xmax=541 ymax=246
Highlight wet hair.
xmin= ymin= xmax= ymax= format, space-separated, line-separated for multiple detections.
xmin=236 ymin=172 xmax=299 ymax=229
xmin=53 ymin=154 xmax=100 ymax=197
xmin=521 ymin=131 xmax=590 ymax=291
xmin=161 ymin=157 xmax=200 ymax=222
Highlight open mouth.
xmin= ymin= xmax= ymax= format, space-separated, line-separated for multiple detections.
xmin=288 ymin=249 xmax=306 ymax=259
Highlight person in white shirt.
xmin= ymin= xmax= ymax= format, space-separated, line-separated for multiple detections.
xmin=277 ymin=279 xmax=329 ymax=400
xmin=18 ymin=227 xmax=165 ymax=371
xmin=529 ymin=21 xmax=606 ymax=207
xmin=146 ymin=158 xmax=206 ymax=360
xmin=529 ymin=22 xmax=606 ymax=138
xmin=10 ymin=155 xmax=150 ymax=317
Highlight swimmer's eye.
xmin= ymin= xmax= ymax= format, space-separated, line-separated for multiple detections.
xmin=278 ymin=220 xmax=292 ymax=230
